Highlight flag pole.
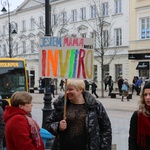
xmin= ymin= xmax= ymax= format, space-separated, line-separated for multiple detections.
xmin=63 ymin=79 xmax=67 ymax=120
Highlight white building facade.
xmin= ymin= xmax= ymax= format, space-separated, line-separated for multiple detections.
xmin=0 ymin=0 xmax=129 ymax=89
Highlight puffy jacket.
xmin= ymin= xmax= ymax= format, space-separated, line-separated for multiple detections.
xmin=3 ymin=106 xmax=44 ymax=150
xmin=46 ymin=91 xmax=112 ymax=150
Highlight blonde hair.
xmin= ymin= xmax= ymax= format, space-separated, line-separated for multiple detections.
xmin=67 ymin=79 xmax=85 ymax=92
xmin=10 ymin=91 xmax=32 ymax=107
xmin=139 ymin=89 xmax=150 ymax=116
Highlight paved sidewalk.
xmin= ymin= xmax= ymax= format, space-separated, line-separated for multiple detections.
xmin=31 ymin=90 xmax=139 ymax=112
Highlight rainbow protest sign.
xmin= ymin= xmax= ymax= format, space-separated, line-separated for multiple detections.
xmin=39 ymin=37 xmax=94 ymax=79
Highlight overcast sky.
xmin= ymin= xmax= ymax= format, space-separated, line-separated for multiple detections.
xmin=1 ymin=0 xmax=25 ymax=11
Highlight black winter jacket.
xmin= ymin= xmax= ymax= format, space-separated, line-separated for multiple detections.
xmin=46 ymin=91 xmax=112 ymax=150
xmin=129 ymin=111 xmax=150 ymax=150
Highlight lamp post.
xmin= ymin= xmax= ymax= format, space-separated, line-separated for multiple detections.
xmin=42 ymin=0 xmax=53 ymax=129
xmin=1 ymin=0 xmax=17 ymax=58
xmin=42 ymin=0 xmax=54 ymax=148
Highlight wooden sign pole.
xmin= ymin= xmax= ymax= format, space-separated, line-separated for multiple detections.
xmin=63 ymin=79 xmax=67 ymax=120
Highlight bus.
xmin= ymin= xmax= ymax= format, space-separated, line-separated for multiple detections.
xmin=0 ymin=58 xmax=28 ymax=102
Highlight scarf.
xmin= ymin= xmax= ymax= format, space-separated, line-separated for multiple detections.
xmin=137 ymin=110 xmax=150 ymax=148
xmin=25 ymin=115 xmax=41 ymax=148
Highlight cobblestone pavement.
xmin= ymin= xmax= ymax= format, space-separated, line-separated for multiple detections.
xmin=31 ymin=90 xmax=140 ymax=150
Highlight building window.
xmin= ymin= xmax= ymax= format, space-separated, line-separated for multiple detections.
xmin=81 ymin=33 xmax=86 ymax=38
xmin=2 ymin=25 xmax=5 ymax=35
xmin=90 ymin=5 xmax=96 ymax=19
xmin=3 ymin=44 xmax=7 ymax=56
xmin=30 ymin=18 xmax=35 ymax=30
xmin=102 ymin=2 xmax=108 ymax=16
xmin=80 ymin=7 xmax=86 ymax=20
xmin=103 ymin=65 xmax=109 ymax=76
xmin=23 ymin=41 xmax=26 ymax=53
xmin=16 ymin=43 xmax=18 ymax=55
xmin=62 ymin=12 xmax=67 ymax=24
xmin=114 ymin=28 xmax=122 ymax=46
xmin=31 ymin=40 xmax=34 ymax=53
xmin=115 ymin=0 xmax=122 ymax=14
xmin=39 ymin=16 xmax=44 ymax=28
xmin=22 ymin=20 xmax=26 ymax=31
xmin=71 ymin=9 xmax=77 ymax=22
xmin=103 ymin=30 xmax=109 ymax=47
xmin=140 ymin=17 xmax=150 ymax=39
xmin=52 ymin=14 xmax=57 ymax=25
xmin=93 ymin=65 xmax=97 ymax=81
xmin=71 ymin=34 xmax=77 ymax=37
xmin=139 ymin=70 xmax=149 ymax=79
xmin=90 ymin=32 xmax=95 ymax=38
xmin=115 ymin=64 xmax=122 ymax=81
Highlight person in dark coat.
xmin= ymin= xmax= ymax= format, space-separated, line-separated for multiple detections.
xmin=39 ymin=77 xmax=43 ymax=90
xmin=84 ymin=80 xmax=90 ymax=91
xmin=117 ymin=76 xmax=124 ymax=95
xmin=60 ymin=79 xmax=65 ymax=91
xmin=46 ymin=79 xmax=112 ymax=150
xmin=103 ymin=74 xmax=109 ymax=91
xmin=91 ymin=81 xmax=99 ymax=98
xmin=50 ymin=79 xmax=55 ymax=98
xmin=132 ymin=76 xmax=138 ymax=94
xmin=129 ymin=81 xmax=150 ymax=150
xmin=135 ymin=77 xmax=143 ymax=96
xmin=108 ymin=76 xmax=113 ymax=96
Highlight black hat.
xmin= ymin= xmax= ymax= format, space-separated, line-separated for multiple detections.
xmin=143 ymin=81 xmax=150 ymax=90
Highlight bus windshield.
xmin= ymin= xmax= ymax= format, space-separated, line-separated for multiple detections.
xmin=0 ymin=60 xmax=27 ymax=99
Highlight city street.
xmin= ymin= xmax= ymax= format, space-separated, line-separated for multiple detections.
xmin=31 ymin=90 xmax=139 ymax=150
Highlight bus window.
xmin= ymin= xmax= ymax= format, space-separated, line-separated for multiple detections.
xmin=0 ymin=58 xmax=28 ymax=100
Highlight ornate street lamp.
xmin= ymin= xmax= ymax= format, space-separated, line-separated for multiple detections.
xmin=42 ymin=0 xmax=53 ymax=129
xmin=1 ymin=0 xmax=17 ymax=58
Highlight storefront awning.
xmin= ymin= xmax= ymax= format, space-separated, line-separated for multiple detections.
xmin=136 ymin=62 xmax=149 ymax=70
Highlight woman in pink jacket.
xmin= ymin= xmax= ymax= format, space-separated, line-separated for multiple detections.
xmin=3 ymin=91 xmax=44 ymax=150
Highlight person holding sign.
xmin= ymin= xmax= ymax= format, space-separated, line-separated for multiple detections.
xmin=46 ymin=79 xmax=112 ymax=150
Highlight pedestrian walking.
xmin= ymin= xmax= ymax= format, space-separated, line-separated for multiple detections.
xmin=135 ymin=77 xmax=143 ymax=95
xmin=46 ymin=79 xmax=112 ymax=150
xmin=129 ymin=81 xmax=150 ymax=150
xmin=3 ymin=91 xmax=44 ymax=150
xmin=39 ymin=77 xmax=43 ymax=90
xmin=132 ymin=76 xmax=138 ymax=94
xmin=50 ymin=79 xmax=55 ymax=98
xmin=84 ymin=80 xmax=90 ymax=91
xmin=118 ymin=76 xmax=124 ymax=95
xmin=108 ymin=76 xmax=113 ymax=96
xmin=121 ymin=79 xmax=129 ymax=101
xmin=103 ymin=74 xmax=109 ymax=91
xmin=59 ymin=79 xmax=65 ymax=91
xmin=91 ymin=81 xmax=99 ymax=98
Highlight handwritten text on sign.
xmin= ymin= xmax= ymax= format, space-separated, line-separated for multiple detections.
xmin=39 ymin=37 xmax=94 ymax=79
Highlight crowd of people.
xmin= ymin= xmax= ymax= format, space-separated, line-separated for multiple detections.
xmin=38 ymin=75 xmax=146 ymax=102
xmin=1 ymin=77 xmax=150 ymax=149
